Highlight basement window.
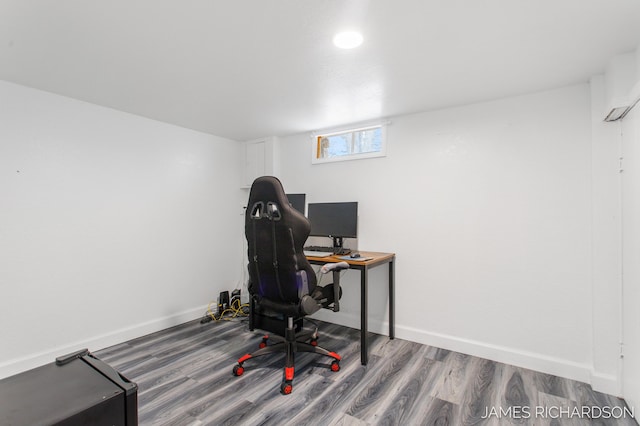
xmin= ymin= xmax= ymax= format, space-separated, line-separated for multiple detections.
xmin=312 ymin=124 xmax=386 ymax=164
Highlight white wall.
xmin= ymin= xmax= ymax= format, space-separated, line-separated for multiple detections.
xmin=0 ymin=80 xmax=244 ymax=378
xmin=277 ymin=84 xmax=605 ymax=386
xmin=1 ymin=75 xmax=629 ymax=399
xmin=622 ymin=103 xmax=640 ymax=411
xmin=590 ymin=75 xmax=624 ymax=395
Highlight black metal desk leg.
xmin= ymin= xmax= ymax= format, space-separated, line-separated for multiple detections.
xmin=389 ymin=258 xmax=395 ymax=339
xmin=361 ymin=266 xmax=368 ymax=365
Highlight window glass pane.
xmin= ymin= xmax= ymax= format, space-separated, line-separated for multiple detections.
xmin=316 ymin=126 xmax=384 ymax=161
xmin=322 ymin=134 xmax=349 ymax=157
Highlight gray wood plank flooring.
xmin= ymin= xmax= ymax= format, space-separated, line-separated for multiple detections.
xmin=95 ymin=319 xmax=637 ymax=426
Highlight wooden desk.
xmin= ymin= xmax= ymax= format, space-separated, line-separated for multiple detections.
xmin=306 ymin=251 xmax=395 ymax=365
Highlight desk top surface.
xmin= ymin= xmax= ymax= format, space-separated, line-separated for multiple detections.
xmin=305 ymin=251 xmax=395 ymax=267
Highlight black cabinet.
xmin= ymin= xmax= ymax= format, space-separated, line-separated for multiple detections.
xmin=0 ymin=351 xmax=137 ymax=426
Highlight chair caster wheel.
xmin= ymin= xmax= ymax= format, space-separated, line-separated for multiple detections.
xmin=233 ymin=365 xmax=244 ymax=376
xmin=310 ymin=338 xmax=318 ymax=347
xmin=259 ymin=336 xmax=268 ymax=349
xmin=330 ymin=360 xmax=340 ymax=372
xmin=281 ymin=381 xmax=293 ymax=395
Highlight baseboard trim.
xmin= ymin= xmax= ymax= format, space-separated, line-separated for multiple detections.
xmin=397 ymin=323 xmax=593 ymax=384
xmin=590 ymin=371 xmax=620 ymax=397
xmin=311 ymin=310 xmax=618 ymax=393
xmin=0 ymin=305 xmax=205 ymax=380
xmin=310 ymin=309 xmax=375 ymax=333
xmin=4 ymin=307 xmax=619 ymax=397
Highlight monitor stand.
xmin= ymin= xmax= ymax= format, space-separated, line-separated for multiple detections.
xmin=332 ymin=237 xmax=351 ymax=255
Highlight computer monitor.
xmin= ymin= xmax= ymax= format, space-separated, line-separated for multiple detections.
xmin=307 ymin=202 xmax=358 ymax=251
xmin=286 ymin=193 xmax=306 ymax=215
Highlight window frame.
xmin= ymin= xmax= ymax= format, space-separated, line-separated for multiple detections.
xmin=311 ymin=123 xmax=387 ymax=164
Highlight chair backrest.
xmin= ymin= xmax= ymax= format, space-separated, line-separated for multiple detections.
xmin=245 ymin=176 xmax=317 ymax=304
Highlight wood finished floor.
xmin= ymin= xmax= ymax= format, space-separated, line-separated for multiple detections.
xmin=95 ymin=319 xmax=637 ymax=426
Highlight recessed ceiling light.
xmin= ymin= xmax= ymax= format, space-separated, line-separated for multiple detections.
xmin=333 ymin=31 xmax=363 ymax=49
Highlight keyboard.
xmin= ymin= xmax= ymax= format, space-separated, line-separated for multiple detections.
xmin=303 ymin=246 xmax=352 ymax=256
xmin=304 ymin=250 xmax=333 ymax=257
xmin=304 ymin=245 xmax=335 ymax=252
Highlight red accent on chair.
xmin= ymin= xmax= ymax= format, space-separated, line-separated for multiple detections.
xmin=285 ymin=367 xmax=295 ymax=381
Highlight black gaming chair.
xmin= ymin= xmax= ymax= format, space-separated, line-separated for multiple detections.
xmin=232 ymin=176 xmax=347 ymax=395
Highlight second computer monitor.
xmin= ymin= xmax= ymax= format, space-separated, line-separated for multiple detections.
xmin=286 ymin=193 xmax=306 ymax=215
xmin=307 ymin=202 xmax=358 ymax=239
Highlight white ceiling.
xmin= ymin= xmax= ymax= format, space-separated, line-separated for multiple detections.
xmin=2 ymin=1 xmax=640 ymax=141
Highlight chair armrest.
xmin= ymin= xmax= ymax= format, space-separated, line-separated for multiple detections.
xmin=318 ymin=262 xmax=348 ymax=313
xmin=320 ymin=261 xmax=349 ymax=274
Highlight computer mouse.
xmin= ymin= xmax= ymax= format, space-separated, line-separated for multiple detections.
xmin=350 ymin=253 xmax=361 ymax=258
